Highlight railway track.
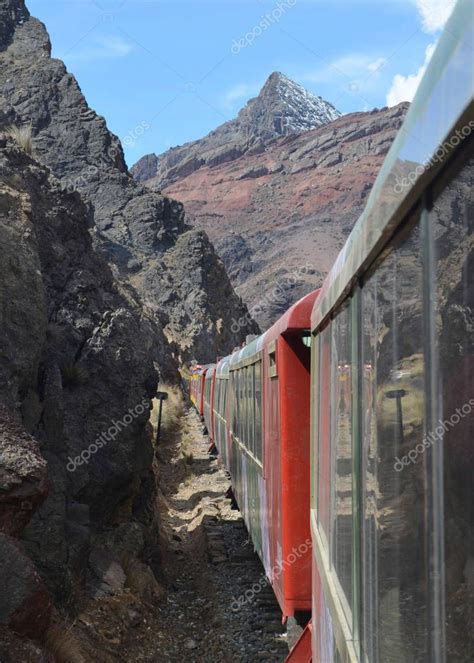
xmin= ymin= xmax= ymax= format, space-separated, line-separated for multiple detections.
xmin=114 ymin=407 xmax=290 ymax=662
xmin=201 ymin=510 xmax=289 ymax=662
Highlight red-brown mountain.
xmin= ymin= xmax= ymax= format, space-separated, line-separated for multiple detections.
xmin=133 ymin=75 xmax=408 ymax=328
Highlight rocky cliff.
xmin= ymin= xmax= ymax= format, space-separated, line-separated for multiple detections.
xmin=0 ymin=134 xmax=161 ymax=651
xmin=0 ymin=0 xmax=258 ymax=655
xmin=0 ymin=0 xmax=257 ymax=364
xmin=134 ymin=86 xmax=408 ymax=328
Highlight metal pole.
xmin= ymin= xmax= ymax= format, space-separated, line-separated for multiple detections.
xmin=155 ymin=391 xmax=168 ymax=445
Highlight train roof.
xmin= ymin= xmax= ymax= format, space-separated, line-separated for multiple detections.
xmin=311 ymin=0 xmax=474 ymax=332
xmin=215 ymin=354 xmax=232 ymax=378
xmin=194 ymin=363 xmax=213 ymax=376
xmin=228 ymin=289 xmax=319 ymax=369
xmin=264 ymin=289 xmax=319 ymax=342
xmin=229 ymin=336 xmax=261 ymax=370
xmin=204 ymin=364 xmax=216 ymax=379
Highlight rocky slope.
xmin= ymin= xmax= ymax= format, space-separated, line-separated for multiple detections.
xmin=132 ymin=72 xmax=341 ymax=188
xmin=0 ymin=0 xmax=257 ymax=656
xmin=0 ymin=0 xmax=257 ymax=363
xmin=0 ymin=134 xmax=161 ymax=652
xmin=135 ymin=96 xmax=408 ymax=328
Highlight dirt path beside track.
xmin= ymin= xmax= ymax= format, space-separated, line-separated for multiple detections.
xmin=113 ymin=405 xmax=289 ymax=663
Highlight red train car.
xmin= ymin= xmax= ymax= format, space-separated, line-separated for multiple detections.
xmin=225 ymin=290 xmax=319 ymax=622
xmin=189 ymin=365 xmax=210 ymax=418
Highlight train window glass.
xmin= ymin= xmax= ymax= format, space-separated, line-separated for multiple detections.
xmin=239 ymin=368 xmax=247 ymax=444
xmin=330 ymin=302 xmax=353 ymax=616
xmin=250 ymin=366 xmax=254 ymax=454
xmin=269 ymin=341 xmax=277 ymax=378
xmin=318 ymin=324 xmax=332 ymax=545
xmin=243 ymin=367 xmax=248 ymax=446
xmin=242 ymin=367 xmax=247 ymax=447
xmin=432 ymin=155 xmax=473 ymax=661
xmin=255 ymin=361 xmax=262 ymax=461
xmin=233 ymin=372 xmax=239 ymax=437
xmin=238 ymin=369 xmax=244 ymax=442
xmin=223 ymin=381 xmax=228 ymax=419
xmin=248 ymin=365 xmax=253 ymax=453
xmin=312 ymin=333 xmax=321 ymax=512
xmin=361 ymin=217 xmax=427 ymax=663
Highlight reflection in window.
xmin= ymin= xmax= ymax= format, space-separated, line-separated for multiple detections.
xmin=361 ymin=218 xmax=427 ymax=662
xmin=255 ymin=361 xmax=262 ymax=461
xmin=331 ymin=303 xmax=353 ymax=614
xmin=432 ymin=155 xmax=474 ymax=662
xmin=318 ymin=325 xmax=332 ymax=543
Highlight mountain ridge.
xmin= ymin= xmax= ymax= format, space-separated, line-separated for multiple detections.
xmin=131 ymin=70 xmax=408 ymax=328
xmin=131 ymin=72 xmax=341 ymax=186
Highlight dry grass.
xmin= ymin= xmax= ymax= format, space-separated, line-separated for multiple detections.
xmin=150 ymin=384 xmax=184 ymax=442
xmin=181 ymin=450 xmax=194 ymax=465
xmin=5 ymin=124 xmax=34 ymax=155
xmin=45 ymin=621 xmax=86 ymax=663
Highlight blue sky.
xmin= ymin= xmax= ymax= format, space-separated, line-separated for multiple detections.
xmin=27 ymin=0 xmax=455 ymax=166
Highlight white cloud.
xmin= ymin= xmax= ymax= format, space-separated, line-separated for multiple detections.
xmin=302 ymin=54 xmax=383 ymax=84
xmin=221 ymin=82 xmax=261 ymax=109
xmin=414 ymin=0 xmax=456 ymax=33
xmin=367 ymin=57 xmax=387 ymax=73
xmin=386 ymin=1 xmax=455 ymax=106
xmin=96 ymin=35 xmax=134 ymax=57
xmin=386 ymin=42 xmax=435 ymax=105
xmin=64 ymin=34 xmax=133 ymax=64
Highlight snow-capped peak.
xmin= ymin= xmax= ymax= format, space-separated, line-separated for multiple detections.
xmin=237 ymin=72 xmax=341 ymax=139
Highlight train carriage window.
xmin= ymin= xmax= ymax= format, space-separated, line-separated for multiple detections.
xmin=312 ymin=333 xmax=321 ymax=512
xmin=246 ymin=366 xmax=249 ymax=448
xmin=239 ymin=368 xmax=247 ymax=444
xmin=249 ymin=365 xmax=253 ymax=454
xmin=330 ymin=302 xmax=353 ymax=616
xmin=223 ymin=380 xmax=228 ymax=420
xmin=431 ymin=154 xmax=474 ymax=662
xmin=242 ymin=367 xmax=247 ymax=445
xmin=232 ymin=371 xmax=239 ymax=437
xmin=250 ymin=364 xmax=256 ymax=456
xmin=255 ymin=361 xmax=262 ymax=462
xmin=318 ymin=324 xmax=332 ymax=545
xmin=268 ymin=341 xmax=277 ymax=378
xmin=215 ymin=379 xmax=220 ymax=415
xmin=361 ymin=216 xmax=427 ymax=663
xmin=238 ymin=369 xmax=243 ymax=441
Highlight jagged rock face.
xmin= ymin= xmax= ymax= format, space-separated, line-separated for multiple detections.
xmin=0 ymin=137 xmax=161 ymax=599
xmin=0 ymin=0 xmax=255 ymax=361
xmin=132 ymin=229 xmax=256 ymax=362
xmin=131 ymin=153 xmax=159 ymax=184
xmin=0 ymin=406 xmax=48 ymax=536
xmin=138 ymin=104 xmax=408 ymax=328
xmin=131 ymin=72 xmax=341 ymax=188
xmin=237 ymin=72 xmax=341 ymax=139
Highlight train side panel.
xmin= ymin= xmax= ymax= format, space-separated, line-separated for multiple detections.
xmin=279 ymin=332 xmax=312 ymax=614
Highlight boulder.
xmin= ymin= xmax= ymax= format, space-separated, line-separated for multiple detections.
xmin=0 ymin=406 xmax=48 ymax=536
xmin=0 ymin=533 xmax=53 ymax=639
